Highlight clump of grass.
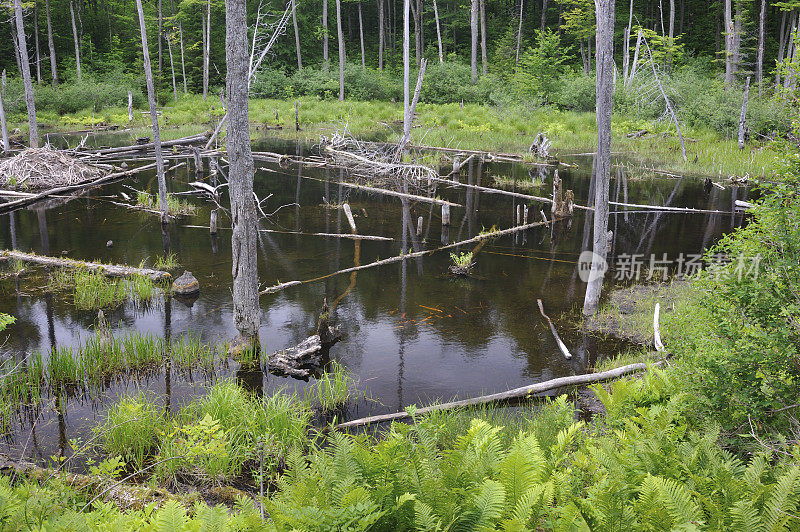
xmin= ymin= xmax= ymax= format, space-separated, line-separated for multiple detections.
xmin=492 ymin=176 xmax=546 ymax=191
xmin=0 ymin=399 xmax=11 ymax=433
xmin=136 ymin=191 xmax=197 ymax=216
xmin=8 ymin=259 xmax=24 ymax=275
xmin=98 ymin=392 xmax=166 ymax=469
xmin=594 ymin=348 xmax=661 ymax=373
xmin=311 ymin=361 xmax=356 ymax=412
xmin=0 ymin=353 xmax=44 ymax=406
xmin=170 ymin=334 xmax=220 ymax=371
xmin=153 ymin=253 xmax=180 ymax=270
xmin=49 ymin=268 xmax=159 ymax=310
xmin=449 ymin=251 xmax=475 ymax=275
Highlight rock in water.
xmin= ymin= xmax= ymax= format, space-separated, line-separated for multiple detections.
xmin=172 ymin=271 xmax=200 ymax=295
xmin=106 ymin=240 xmax=114 ymax=248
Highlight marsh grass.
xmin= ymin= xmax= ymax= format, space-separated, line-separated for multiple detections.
xmin=170 ymin=334 xmax=221 ymax=371
xmin=0 ymin=399 xmax=11 ymax=433
xmin=136 ymin=191 xmax=197 ymax=216
xmin=310 ymin=361 xmax=356 ymax=412
xmin=0 ymin=353 xmax=44 ymax=406
xmin=491 ymin=175 xmax=547 ymax=191
xmin=153 ymin=253 xmax=180 ymax=270
xmin=98 ymin=392 xmax=166 ymax=470
xmin=49 ymin=268 xmax=160 ymax=310
xmin=594 ymin=348 xmax=662 ymax=373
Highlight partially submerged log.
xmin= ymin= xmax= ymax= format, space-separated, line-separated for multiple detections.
xmin=335 ymin=361 xmax=664 ymax=429
xmin=268 ymin=300 xmax=341 ymax=379
xmin=87 ymin=133 xmax=208 ymax=156
xmin=1 ymin=250 xmax=171 ymax=281
xmin=537 ymin=299 xmax=572 ymax=359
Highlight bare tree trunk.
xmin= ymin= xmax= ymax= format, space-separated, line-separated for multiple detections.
xmin=470 ymin=0 xmax=478 ymax=83
xmin=479 ymin=0 xmax=487 ymax=74
xmin=226 ymin=0 xmax=260 ymax=341
xmin=378 ymin=0 xmax=384 ymax=69
xmin=541 ymin=0 xmax=547 ymax=31
xmin=756 ymin=0 xmax=765 ymax=94
xmin=292 ymin=0 xmax=302 ymax=69
xmin=627 ymin=29 xmax=643 ymax=88
xmin=34 ymin=4 xmax=41 ymax=84
xmin=167 ymin=31 xmax=178 ymax=101
xmin=45 ymin=0 xmax=57 ymax=86
xmin=777 ymin=10 xmax=787 ymax=86
xmin=359 ymin=2 xmax=366 ymax=69
xmin=399 ymin=57 xmax=426 ymax=154
xmin=70 ymin=1 xmax=81 ymax=82
xmin=724 ymin=0 xmax=737 ymax=84
xmin=14 ymin=0 xmax=38 ymax=148
xmin=178 ymin=20 xmax=187 ymax=94
xmin=411 ymin=0 xmax=421 ymax=65
xmin=203 ymin=0 xmax=210 ymax=100
xmin=135 ymin=0 xmax=168 ymax=221
xmin=404 ymin=0 xmax=410 ymax=122
xmin=158 ymin=0 xmax=164 ymax=73
xmin=515 ymin=0 xmax=523 ymax=66
xmin=323 ymin=0 xmax=330 ymax=70
xmin=583 ymin=0 xmax=614 ymax=316
xmin=433 ymin=0 xmax=444 ymax=63
xmin=738 ymin=76 xmax=750 ymax=149
xmin=336 ymin=0 xmax=345 ymax=100
xmin=667 ymin=0 xmax=674 ymax=69
xmin=0 ymin=73 xmax=9 ymax=152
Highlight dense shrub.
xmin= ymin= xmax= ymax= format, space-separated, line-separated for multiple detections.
xmin=3 ymin=76 xmax=144 ymax=115
xmin=552 ymin=71 xmax=596 ymax=111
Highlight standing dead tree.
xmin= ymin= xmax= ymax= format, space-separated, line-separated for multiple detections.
xmin=14 ymin=0 xmax=38 ymax=148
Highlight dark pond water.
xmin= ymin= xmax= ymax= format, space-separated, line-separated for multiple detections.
xmin=0 ymin=133 xmax=749 ymax=465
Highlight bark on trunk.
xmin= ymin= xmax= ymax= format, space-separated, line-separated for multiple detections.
xmin=226 ymin=0 xmax=260 ymax=339
xmin=178 ymin=21 xmax=187 ymax=94
xmin=70 ymin=1 xmax=82 ymax=82
xmin=738 ymin=76 xmax=750 ymax=149
xmin=541 ymin=0 xmax=547 ymax=31
xmin=667 ymin=0 xmax=674 ymax=69
xmin=479 ymin=0 xmax=487 ymax=75
xmin=336 ymin=0 xmax=346 ymax=100
xmin=359 ymin=2 xmax=366 ymax=69
xmin=45 ymin=0 xmax=57 ymax=86
xmin=756 ymin=0 xmax=765 ymax=94
xmin=292 ymin=0 xmax=302 ymax=69
xmin=470 ymin=0 xmax=478 ymax=83
xmin=323 ymin=0 xmax=330 ymax=70
xmin=15 ymin=0 xmax=38 ymax=148
xmin=0 ymin=75 xmax=9 ymax=152
xmin=203 ymin=0 xmax=210 ymax=100
xmin=378 ymin=0 xmax=384 ymax=69
xmin=724 ymin=0 xmax=737 ymax=84
xmin=515 ymin=0 xmax=524 ymax=65
xmin=777 ymin=10 xmax=787 ymax=86
xmin=11 ymin=17 xmax=22 ymax=75
xmin=34 ymin=4 xmax=42 ymax=84
xmin=433 ymin=0 xmax=444 ymax=62
xmin=135 ymin=0 xmax=168 ymax=221
xmin=403 ymin=0 xmax=410 ymax=127
xmin=583 ymin=0 xmax=614 ymax=316
xmin=158 ymin=0 xmax=164 ymax=73
xmin=166 ymin=30 xmax=178 ymax=101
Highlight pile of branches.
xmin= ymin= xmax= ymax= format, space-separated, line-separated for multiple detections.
xmin=0 ymin=147 xmax=104 ymax=190
xmin=320 ymin=131 xmax=437 ymax=194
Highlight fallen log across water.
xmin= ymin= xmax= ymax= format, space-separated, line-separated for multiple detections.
xmin=409 ymin=143 xmax=552 ymax=165
xmin=609 ymin=201 xmax=734 ymax=215
xmin=335 ymin=361 xmax=664 ymax=429
xmin=0 ymin=162 xmax=158 ymax=214
xmin=0 ymin=250 xmax=172 ymax=281
xmin=537 ymin=299 xmax=572 ymax=359
xmin=182 ymin=225 xmax=394 ymax=241
xmin=85 ymin=133 xmax=209 ymax=156
xmin=260 ymin=219 xmax=554 ymax=295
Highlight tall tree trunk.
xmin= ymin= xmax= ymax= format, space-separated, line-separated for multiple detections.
xmin=777 ymin=10 xmax=787 ymax=86
xmin=178 ymin=20 xmax=187 ymax=94
xmin=479 ymin=0 xmax=487 ymax=74
xmin=378 ymin=0 xmax=385 ymax=69
xmin=515 ymin=0 xmax=523 ymax=65
xmin=203 ymin=0 xmax=210 ymax=100
xmin=403 ymin=0 xmax=410 ymax=128
xmin=433 ymin=0 xmax=443 ymax=62
xmin=11 ymin=17 xmax=22 ymax=74
xmin=70 ymin=1 xmax=81 ymax=82
xmin=724 ymin=0 xmax=736 ymax=83
xmin=623 ymin=0 xmax=633 ymax=82
xmin=226 ymin=0 xmax=260 ymax=340
xmin=135 ymin=0 xmax=168 ymax=221
xmin=470 ymin=0 xmax=478 ymax=83
xmin=34 ymin=4 xmax=42 ymax=84
xmin=336 ymin=0 xmax=345 ymax=99
xmin=756 ymin=0 xmax=765 ymax=94
xmin=667 ymin=0 xmax=675 ymax=69
xmin=583 ymin=0 xmax=614 ymax=316
xmin=292 ymin=0 xmax=302 ymax=69
xmin=1 ymin=71 xmax=10 ymax=151
xmin=167 ymin=31 xmax=178 ymax=101
xmin=45 ymin=0 xmax=57 ymax=86
xmin=359 ymin=2 xmax=366 ymax=69
xmin=15 ymin=0 xmax=38 ymax=148
xmin=411 ymin=0 xmax=421 ymax=65
xmin=158 ymin=0 xmax=163 ymax=73
xmin=323 ymin=0 xmax=330 ymax=70
xmin=541 ymin=0 xmax=547 ymax=31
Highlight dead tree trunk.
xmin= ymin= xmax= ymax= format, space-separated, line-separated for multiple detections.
xmin=0 ymin=74 xmax=9 ymax=152
xmin=583 ymin=0 xmax=614 ymax=317
xmin=135 ymin=0 xmax=168 ymax=222
xmin=292 ymin=0 xmax=302 ymax=69
xmin=226 ymin=0 xmax=261 ymax=340
xmin=45 ymin=0 xmax=57 ymax=86
xmin=359 ymin=2 xmax=366 ymax=69
xmin=34 ymin=4 xmax=41 ymax=84
xmin=470 ymin=0 xmax=478 ymax=83
xmin=667 ymin=0 xmax=674 ymax=69
xmin=777 ymin=10 xmax=787 ymax=87
xmin=398 ymin=58 xmax=426 ymax=155
xmin=479 ymin=0 xmax=487 ymax=74
xmin=14 ymin=0 xmax=38 ymax=148
xmin=203 ymin=0 xmax=210 ymax=100
xmin=323 ymin=0 xmax=330 ymax=70
xmin=738 ymin=76 xmax=750 ymax=149
xmin=403 ymin=0 xmax=411 ymax=132
xmin=178 ymin=20 xmax=188 ymax=94
xmin=433 ymin=0 xmax=444 ymax=63
xmin=158 ymin=0 xmax=164 ymax=73
xmin=515 ymin=0 xmax=524 ymax=65
xmin=756 ymin=0 xmax=765 ymax=95
xmin=541 ymin=0 xmax=547 ymax=31
xmin=70 ymin=1 xmax=81 ymax=82
xmin=167 ymin=31 xmax=178 ymax=101
xmin=724 ymin=0 xmax=738 ymax=84
xmin=378 ymin=0 xmax=384 ymax=69
xmin=336 ymin=0 xmax=345 ymax=100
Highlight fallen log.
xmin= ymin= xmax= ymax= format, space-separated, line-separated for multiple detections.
xmin=609 ymin=201 xmax=733 ymax=215
xmin=181 ymin=225 xmax=394 ymax=241
xmin=87 ymin=133 xmax=208 ymax=155
xmin=260 ymin=219 xmax=554 ymax=295
xmin=335 ymin=361 xmax=663 ymax=429
xmin=1 ymin=250 xmax=172 ymax=281
xmin=0 ymin=162 xmax=158 ymax=214
xmin=537 ymin=299 xmax=572 ymax=359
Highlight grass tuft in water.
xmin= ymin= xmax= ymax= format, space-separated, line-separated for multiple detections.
xmin=311 ymin=361 xmax=357 ymax=412
xmin=98 ymin=392 xmax=166 ymax=470
xmin=170 ymin=334 xmax=220 ymax=371
xmin=153 ymin=253 xmax=180 ymax=270
xmin=49 ymin=268 xmax=159 ymax=310
xmin=136 ymin=191 xmax=197 ymax=216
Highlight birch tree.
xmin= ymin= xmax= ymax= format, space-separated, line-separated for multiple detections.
xmin=33 ymin=3 xmax=41 ymax=84
xmin=292 ymin=0 xmax=302 ymax=69
xmin=226 ymin=0 xmax=261 ymax=341
xmin=45 ymin=0 xmax=56 ymax=86
xmin=432 ymin=0 xmax=443 ymax=63
xmin=203 ymin=0 xmax=211 ymax=99
xmin=336 ymin=0 xmax=345 ymax=100
xmin=479 ymin=0 xmax=487 ymax=74
xmin=14 ymin=0 xmax=38 ymax=148
xmin=135 ymin=0 xmax=169 ymax=221
xmin=323 ymin=0 xmax=330 ymax=70
xmin=470 ymin=0 xmax=478 ymax=83
xmin=583 ymin=0 xmax=614 ymax=316
xmin=69 ymin=1 xmax=81 ymax=82
xmin=756 ymin=0 xmax=765 ymax=94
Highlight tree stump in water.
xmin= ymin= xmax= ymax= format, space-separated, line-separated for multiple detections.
xmin=269 ymin=299 xmax=341 ymax=379
xmin=172 ymin=270 xmax=199 ymax=295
